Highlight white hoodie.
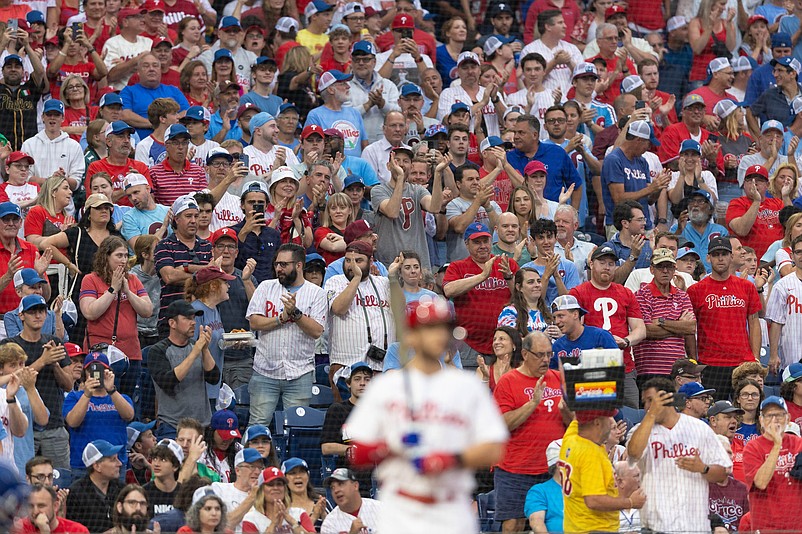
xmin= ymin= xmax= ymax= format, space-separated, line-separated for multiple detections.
xmin=20 ymin=130 xmax=85 ymax=186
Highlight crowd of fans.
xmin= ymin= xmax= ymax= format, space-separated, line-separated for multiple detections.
xmin=0 ymin=0 xmax=802 ymax=530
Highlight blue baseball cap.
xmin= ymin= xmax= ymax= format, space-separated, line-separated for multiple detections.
xmin=210 ymin=409 xmax=242 ymax=439
xmin=783 ymin=362 xmax=802 ymax=383
xmin=304 ymin=252 xmax=326 ymax=267
xmin=242 ymin=425 xmax=272 ymax=445
xmin=305 ymin=0 xmax=333 ymax=16
xmin=424 ymin=123 xmax=448 ymax=138
xmin=126 ymin=421 xmax=157 ymax=449
xmin=182 ymin=105 xmax=210 ymax=123
xmin=99 ymin=93 xmax=123 ymax=108
xmin=278 ymin=102 xmax=299 ymax=115
xmin=678 ymin=382 xmax=716 ymax=398
xmin=165 ymin=124 xmax=190 ymax=141
xmin=26 ymin=10 xmax=45 ymax=24
xmin=351 ymin=40 xmax=376 ymax=56
xmin=450 ymin=102 xmax=470 ymax=114
xmin=249 ymin=112 xmax=275 ymax=134
xmin=280 ymin=457 xmax=309 ymax=474
xmin=254 ymin=56 xmax=277 ymax=67
xmin=0 ymin=202 xmax=21 ymax=219
xmin=679 ymin=139 xmax=701 ymax=154
xmin=762 ymin=119 xmax=785 ymax=134
xmin=235 ymin=448 xmax=264 ymax=466
xmin=464 ymin=222 xmax=492 ymax=241
xmin=219 ymin=15 xmax=242 ymax=30
xmin=400 ymin=83 xmax=422 ymax=97
xmin=13 ymin=268 xmax=45 ymax=288
xmin=349 ymin=361 xmax=373 ymax=376
xmin=761 ymin=395 xmax=788 ymax=411
xmin=20 ymin=294 xmax=47 ymax=312
xmin=771 ymin=56 xmax=801 ymax=75
xmin=214 ymin=49 xmax=234 ymax=62
xmin=105 ymin=120 xmax=135 ymax=136
xmin=3 ymin=55 xmax=22 ymax=67
xmin=83 ymin=350 xmax=110 ymax=369
xmin=479 ymin=135 xmax=505 ymax=152
xmin=688 ymin=188 xmax=713 ymax=206
xmin=318 ymin=69 xmax=353 ymax=92
xmin=343 ymin=174 xmax=364 ymax=189
xmin=677 ymin=246 xmax=700 ymax=260
xmin=772 ymin=32 xmax=793 ymax=48
xmin=82 ymin=440 xmax=123 ymax=467
xmin=44 ymin=100 xmax=65 ymax=116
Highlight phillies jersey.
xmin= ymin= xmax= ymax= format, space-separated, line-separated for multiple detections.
xmin=743 ymin=434 xmax=802 ymax=531
xmin=493 ymin=369 xmax=565 ymax=475
xmin=726 ymin=196 xmax=784 ymax=259
xmin=764 ymin=271 xmax=802 ymax=368
xmin=687 ymin=275 xmax=761 ymax=366
xmin=569 ymin=282 xmax=642 ymax=372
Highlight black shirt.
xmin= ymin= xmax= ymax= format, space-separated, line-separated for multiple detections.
xmin=0 ymin=78 xmax=46 ymax=150
xmin=230 ymin=220 xmax=280 ymax=283
xmin=144 ymin=480 xmax=180 ymax=517
xmin=66 ymin=475 xmax=124 ymax=533
xmin=217 ymin=268 xmax=253 ymax=361
xmin=320 ymin=401 xmax=372 ymax=497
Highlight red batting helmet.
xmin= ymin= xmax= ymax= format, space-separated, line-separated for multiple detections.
xmin=405 ymin=296 xmax=455 ymax=328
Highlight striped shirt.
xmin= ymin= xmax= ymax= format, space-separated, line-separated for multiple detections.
xmin=149 ymin=159 xmax=208 ymax=206
xmin=320 ymin=498 xmax=382 ymax=534
xmin=633 ymin=281 xmax=695 ymax=375
xmin=154 ymin=234 xmax=212 ymax=324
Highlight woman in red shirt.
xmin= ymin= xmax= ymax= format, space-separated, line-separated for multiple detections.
xmin=313 ymin=193 xmax=353 ymax=265
xmin=180 ymin=60 xmax=214 ymax=110
xmin=688 ymin=0 xmax=736 ymax=87
xmin=173 ymin=16 xmax=208 ymax=70
xmin=60 ymin=74 xmax=99 ymax=142
xmin=24 ymin=175 xmax=74 ymax=253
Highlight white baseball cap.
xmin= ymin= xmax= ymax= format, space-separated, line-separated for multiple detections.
xmin=628 ymin=120 xmax=652 ymax=140
xmin=708 ymin=57 xmax=731 ymax=74
xmin=620 ymin=75 xmax=643 ymax=94
xmin=666 ymin=15 xmax=687 ymax=32
xmin=546 ymin=439 xmax=563 ymax=467
xmin=269 ymin=166 xmax=299 ymax=191
xmin=318 ymin=70 xmax=353 ymax=92
xmin=124 ymin=172 xmax=149 ymax=190
xmin=275 ymin=16 xmax=300 ymax=33
xmin=342 ymin=2 xmax=363 ymax=17
xmin=155 ymin=438 xmax=185 ymax=464
xmin=713 ymin=99 xmax=742 ymax=119
xmin=731 ymin=56 xmax=752 ymax=72
xmin=572 ymin=62 xmax=599 ymax=80
xmin=82 ymin=440 xmax=123 ymax=467
xmin=171 ymin=194 xmax=199 ymax=216
xmin=457 ymin=51 xmax=481 ymax=67
xmin=192 ymin=486 xmax=217 ymax=506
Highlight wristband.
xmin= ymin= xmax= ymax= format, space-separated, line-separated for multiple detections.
xmin=107 ymin=388 xmax=117 ymax=395
xmin=702 ymin=465 xmax=710 ymax=474
xmin=6 ymin=396 xmax=16 ymax=404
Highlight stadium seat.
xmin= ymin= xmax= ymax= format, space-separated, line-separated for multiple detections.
xmin=315 ymin=364 xmax=330 ymax=385
xmin=53 ymin=468 xmax=72 ymax=490
xmin=310 ymin=384 xmax=334 ymax=409
xmin=283 ymin=406 xmax=326 ymax=487
xmin=233 ymin=384 xmax=250 ymax=429
xmin=136 ymin=346 xmax=156 ymax=422
xmin=476 ymin=490 xmax=501 ymax=532
xmin=618 ymin=406 xmax=645 ymax=429
xmin=272 ymin=411 xmax=286 ymax=462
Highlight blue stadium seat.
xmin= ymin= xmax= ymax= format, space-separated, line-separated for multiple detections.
xmin=272 ymin=410 xmax=286 ymax=462
xmin=477 ymin=490 xmax=501 ymax=532
xmin=283 ymin=406 xmax=326 ymax=486
xmin=315 ymin=364 xmax=330 ymax=385
xmin=321 ymin=454 xmax=338 ymax=487
xmin=310 ymin=385 xmax=334 ymax=409
xmin=233 ymin=384 xmax=250 ymax=429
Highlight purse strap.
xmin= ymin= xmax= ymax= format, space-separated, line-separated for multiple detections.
xmin=66 ymin=228 xmax=82 ymax=298
xmin=110 ymin=290 xmax=121 ymax=344
xmin=356 ymin=276 xmax=388 ymax=349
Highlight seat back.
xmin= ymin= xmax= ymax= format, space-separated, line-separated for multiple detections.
xmin=310 ymin=384 xmax=334 ymax=409
xmin=232 ymin=384 xmax=251 ymax=429
xmin=315 ymin=364 xmax=331 ymax=385
xmin=284 ymin=406 xmax=326 ymax=486
xmin=476 ymin=490 xmax=501 ymax=532
xmin=53 ymin=468 xmax=72 ymax=490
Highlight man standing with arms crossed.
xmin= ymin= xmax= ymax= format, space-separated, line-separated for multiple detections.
xmin=766 ymin=235 xmax=802 ymax=375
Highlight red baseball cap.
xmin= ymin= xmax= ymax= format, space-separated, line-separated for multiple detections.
xmin=257 ymin=467 xmax=286 ymax=485
xmin=301 ymin=124 xmax=325 ymax=139
xmin=524 ymin=160 xmax=547 ymax=175
xmin=745 ymin=164 xmax=769 ymax=180
xmin=245 ymin=25 xmax=266 ymax=35
xmin=605 ymin=4 xmax=627 ymax=19
xmin=151 ymin=35 xmax=173 ymax=47
xmin=65 ymin=342 xmax=86 ymax=359
xmin=236 ymin=102 xmax=261 ymax=118
xmin=210 ymin=227 xmax=238 ymax=246
xmin=195 ymin=266 xmax=236 ymax=285
xmin=118 ymin=6 xmax=147 ymax=19
xmin=344 ymin=220 xmax=373 ymax=244
xmin=747 ymin=14 xmax=768 ymax=26
xmin=364 ymin=6 xmax=379 ymax=17
xmin=6 ymin=151 xmax=34 ymax=165
xmin=406 ymin=297 xmax=455 ymax=328
xmin=142 ymin=0 xmax=165 ymax=12
xmin=392 ymin=13 xmax=415 ymax=29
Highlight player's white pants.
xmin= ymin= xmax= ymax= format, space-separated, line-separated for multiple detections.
xmin=377 ymin=493 xmax=478 ymax=534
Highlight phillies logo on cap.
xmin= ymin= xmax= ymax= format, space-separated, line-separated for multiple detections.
xmin=400 ymin=15 xmax=408 ymax=24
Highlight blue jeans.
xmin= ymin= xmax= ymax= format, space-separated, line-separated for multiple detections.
xmin=155 ymin=422 xmax=177 ymax=440
xmin=248 ymin=370 xmax=314 ymax=426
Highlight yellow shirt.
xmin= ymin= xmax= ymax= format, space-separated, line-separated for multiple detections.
xmin=297 ymin=29 xmax=330 ymax=56
xmin=559 ymin=420 xmax=619 ymax=533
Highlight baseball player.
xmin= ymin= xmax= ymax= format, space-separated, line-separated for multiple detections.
xmin=345 ymin=296 xmax=509 ymax=534
xmin=766 ymin=235 xmax=802 ymax=374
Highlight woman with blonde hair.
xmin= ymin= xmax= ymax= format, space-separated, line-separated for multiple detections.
xmin=506 ymin=185 xmax=539 ymax=240
xmin=687 ymin=0 xmax=736 ymax=88
xmin=241 ymin=468 xmax=315 ymax=533
xmin=716 ymin=100 xmax=753 ymax=204
xmin=313 ymin=192 xmax=353 ymax=265
xmin=60 ymin=74 xmax=97 ymax=142
xmin=775 ymin=212 xmax=802 ymax=277
xmin=25 ymin=175 xmax=75 ymax=251
xmin=768 ymin=163 xmax=800 ymax=206
xmin=738 ymin=15 xmax=771 ymax=65
xmin=277 ymin=45 xmax=320 ymax=122
xmin=84 ymin=119 xmax=108 ymax=168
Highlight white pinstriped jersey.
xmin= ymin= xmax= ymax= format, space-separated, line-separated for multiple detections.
xmin=210 ymin=191 xmax=245 ymax=231
xmin=324 ymin=274 xmax=395 ymax=371
xmin=765 ymin=271 xmax=802 ymax=367
xmin=320 ymin=498 xmax=381 ymax=534
xmin=243 ymin=144 xmax=300 ymax=179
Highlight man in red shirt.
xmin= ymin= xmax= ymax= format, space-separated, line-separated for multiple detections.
xmin=743 ymin=395 xmax=802 ymax=532
xmin=657 ymin=94 xmax=724 ymax=174
xmin=19 ymin=484 xmax=89 ymax=533
xmin=85 ymin=121 xmax=151 ymax=207
xmin=687 ymin=236 xmax=761 ymax=401
xmin=726 ymin=164 xmax=784 ymax=259
xmin=569 ymin=245 xmax=646 ymax=408
xmin=373 ymin=0 xmax=436 ymax=65
xmin=493 ymin=331 xmax=567 ymax=533
xmin=688 ymin=57 xmax=736 ymax=120
xmin=0 ymin=202 xmax=50 ymax=317
xmin=524 ymin=0 xmax=581 ymax=44
xmin=443 ymin=222 xmax=518 ymax=370
xmin=149 ymin=124 xmax=207 ymax=206
xmin=588 ymin=23 xmax=636 ymax=105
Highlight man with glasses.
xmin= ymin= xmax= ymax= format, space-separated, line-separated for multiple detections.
xmin=729 ymin=163 xmax=786 ymax=261
xmin=247 ymin=243 xmax=326 ymax=426
xmin=766 ymin=235 xmax=802 ymax=375
xmin=743 ymin=396 xmax=802 ymax=531
xmin=672 ymin=358 xmax=707 ymax=389
xmin=210 ymin=448 xmax=264 ymax=529
xmin=348 ymin=41 xmax=400 ymax=143
xmin=204 ymin=148 xmax=247 ymax=232
xmin=677 ymin=382 xmax=716 ymax=419
xmin=306 ymin=70 xmax=368 ymax=158
xmin=688 ymin=236 xmax=761 ymax=401
xmin=493 ymin=331 xmax=567 ymax=533
xmin=199 ymin=17 xmax=257 ymax=91
xmin=86 ymin=121 xmax=152 ymax=206
xmin=657 ymin=94 xmax=722 ymax=174
xmin=110 ymin=485 xmax=151 ymax=533
xmin=676 ymin=188 xmax=728 ymax=272
xmin=628 ymin=377 xmax=730 ymax=533
xmin=149 ymin=124 xmax=208 ymax=206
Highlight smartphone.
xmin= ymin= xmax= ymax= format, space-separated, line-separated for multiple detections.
xmin=239 ymin=153 xmax=249 ymax=168
xmin=71 ymin=22 xmax=79 ymax=40
xmin=708 ymin=134 xmax=719 ymax=143
xmin=401 ymin=28 xmax=413 ymax=40
xmin=88 ymin=363 xmax=103 ymax=382
xmin=635 ymin=100 xmax=646 ymax=110
xmin=8 ymin=19 xmax=18 ymax=32
xmin=253 ymin=202 xmax=265 ymax=215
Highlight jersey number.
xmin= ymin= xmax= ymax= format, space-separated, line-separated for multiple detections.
xmin=557 ymin=460 xmax=573 ymax=496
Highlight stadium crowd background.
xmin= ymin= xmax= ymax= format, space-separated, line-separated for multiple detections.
xmin=0 ymin=0 xmax=801 ymax=530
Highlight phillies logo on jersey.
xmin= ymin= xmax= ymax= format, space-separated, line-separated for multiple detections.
xmin=556 ymin=348 xmax=582 ymax=361
xmin=356 ymin=294 xmax=388 ymax=308
xmin=264 ymin=301 xmax=280 ymax=318
xmin=757 ymin=208 xmax=780 ymax=222
xmin=704 ymin=294 xmax=746 ymax=309
xmin=593 ymin=297 xmax=618 ymax=330
xmin=787 ymin=294 xmax=802 ymax=314
xmin=523 ymin=385 xmax=561 ymax=402
xmin=400 ymin=197 xmax=415 ymax=230
xmin=710 ymin=496 xmax=744 ymax=525
xmin=624 ymin=168 xmax=647 ymax=182
xmin=474 ymin=277 xmax=508 ymax=291
xmin=707 ymin=232 xmax=722 ymax=242
xmin=216 ymin=208 xmax=243 ymax=223
xmin=650 ymin=441 xmax=700 ymax=459
xmin=250 ymin=163 xmax=269 ymax=176
xmin=776 ymin=451 xmax=797 ymax=472
xmin=331 ymin=120 xmax=360 ymax=150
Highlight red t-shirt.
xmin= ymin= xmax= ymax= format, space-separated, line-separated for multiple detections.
xmin=626 ymin=0 xmax=666 ymax=31
xmin=569 ymin=282 xmax=642 ymax=372
xmin=743 ymin=434 xmax=802 ymax=531
xmin=172 ymin=46 xmax=190 ymax=68
xmin=275 ymin=41 xmax=301 ymax=71
xmin=687 ymin=275 xmax=761 ymax=366
xmin=589 ymin=55 xmax=636 ymax=105
xmin=789 ymin=401 xmax=802 ymax=428
xmin=480 ymin=166 xmax=512 ymax=212
xmin=48 ymin=62 xmax=96 ymax=101
xmin=83 ymin=22 xmax=112 ymax=55
xmin=79 ymin=272 xmax=147 ymax=360
xmin=18 ymin=517 xmax=89 ymax=533
xmin=493 ymin=368 xmax=565 ymax=474
xmin=374 ymin=29 xmax=437 ymax=66
xmin=0 ymin=239 xmax=39 ymax=313
xmin=162 ymin=0 xmax=201 ymax=32
xmin=443 ymin=256 xmax=518 ymax=354
xmin=320 ymin=56 xmax=351 ymax=74
xmin=85 ymin=159 xmax=152 ymax=207
xmin=467 ymin=133 xmax=482 ymax=166
xmin=524 ymin=0 xmax=580 ymax=42
xmin=688 ymin=85 xmax=737 ymax=116
xmin=657 ymin=122 xmax=725 ymax=172
xmin=313 ymin=226 xmax=345 ymax=265
xmin=23 ymin=206 xmax=69 ymax=261
xmin=726 ymin=196 xmax=784 ymax=259
xmin=62 ymin=106 xmax=99 ymax=142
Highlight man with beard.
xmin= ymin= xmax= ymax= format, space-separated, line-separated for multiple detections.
xmin=243 ymin=112 xmax=300 ymax=178
xmin=708 ymin=401 xmax=744 ymax=439
xmin=121 ymin=173 xmax=170 ymax=249
xmin=676 ymin=189 xmax=728 ymax=272
xmin=397 ymin=84 xmax=437 ymax=145
xmin=210 ymin=448 xmax=264 ymax=530
xmin=20 ymin=484 xmax=88 ymax=533
xmin=230 ymin=180 xmax=281 ymax=283
xmin=110 ymin=484 xmax=151 ymax=534
xmin=326 ymin=241 xmax=394 ymax=390
xmin=85 ymin=121 xmax=151 ymax=207
xmin=305 ymin=70 xmax=369 ymax=157
xmin=149 ymin=124 xmax=207 ymax=206
xmin=0 ymin=38 xmax=47 ymax=150
xmin=320 ymin=362 xmax=373 ymax=496
xmin=246 ymin=243 xmax=327 ymax=426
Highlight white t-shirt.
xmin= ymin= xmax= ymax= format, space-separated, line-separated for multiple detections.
xmin=506 ymin=88 xmax=554 ymax=141
xmin=520 ymin=39 xmax=584 ymax=96
xmin=374 ymin=50 xmax=434 ymax=88
xmin=190 ymin=139 xmax=221 ymax=168
xmin=246 ymin=279 xmax=327 ymax=380
xmin=102 ymin=35 xmax=154 ymax=90
xmin=436 ymin=84 xmax=500 ymax=137
xmin=243 ymin=144 xmax=300 ymax=179
xmin=320 ymin=498 xmax=382 ymax=534
xmin=211 ymin=482 xmax=249 ymax=532
xmin=242 ymin=506 xmax=307 ymax=534
xmin=668 ymin=171 xmax=719 ymax=203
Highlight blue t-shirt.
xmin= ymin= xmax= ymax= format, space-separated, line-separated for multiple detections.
xmin=551 ymin=325 xmax=618 ymax=369
xmin=207 ymin=111 xmax=237 ymax=141
xmin=436 ymin=45 xmax=458 ymax=88
xmin=508 ymin=143 xmax=582 ymax=203
xmin=756 ymin=3 xmax=787 ymax=23
xmin=13 ymin=387 xmax=39 ymax=475
xmin=62 ymin=391 xmax=133 ymax=469
xmin=382 ymin=341 xmax=463 ymax=371
xmin=121 ymin=205 xmax=170 ymax=246
xmin=403 ymin=288 xmax=438 ymax=303
xmin=524 ymin=478 xmax=564 ymax=532
xmin=239 ymin=92 xmax=283 ymax=117
xmin=521 ymin=259 xmax=581 ymax=306
xmin=341 ymin=155 xmax=380 ymax=187
xmin=193 ymin=300 xmax=225 ymax=400
xmin=662 ymin=44 xmax=693 ymax=78
xmin=324 ymin=257 xmax=388 ymax=283
xmin=304 ymin=106 xmax=367 ymax=157
xmin=120 ymin=84 xmax=190 ymax=139
xmin=745 ymin=63 xmax=775 ymax=107
xmin=603 ymin=232 xmax=654 ymax=270
xmin=601 ymin=147 xmax=653 ymax=228
xmin=780 ymin=15 xmax=802 ymax=65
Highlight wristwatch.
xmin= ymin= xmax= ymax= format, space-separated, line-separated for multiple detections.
xmin=702 ymin=465 xmax=710 ymax=475
xmin=290 ymin=308 xmax=303 ymax=322
xmin=657 ymin=317 xmax=665 ymax=327
xmin=107 ymin=286 xmax=115 ymax=294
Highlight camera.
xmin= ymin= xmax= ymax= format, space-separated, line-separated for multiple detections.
xmin=366 ymin=345 xmax=387 ymax=362
xmin=87 ymin=362 xmax=104 ymax=383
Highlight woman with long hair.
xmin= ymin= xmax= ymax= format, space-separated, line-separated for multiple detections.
xmin=242 ymin=424 xmax=281 ymax=468
xmin=241 ymin=468 xmax=315 ymax=532
xmin=498 ymin=267 xmax=559 ymax=338
xmin=179 ymin=493 xmax=230 ymax=533
xmin=313 ymin=193 xmax=353 ymax=265
xmin=731 ymin=378 xmax=764 ymax=482
xmin=277 ymin=46 xmax=320 ymax=122
xmin=41 ymin=193 xmax=122 ymax=347
xmin=181 ymin=60 xmax=214 ymax=109
xmin=394 ymin=251 xmax=438 ymax=303
xmin=211 ymin=50 xmax=238 ymax=88
xmin=185 ymin=266 xmax=235 ymax=403
xmin=84 ymin=119 xmax=108 ymax=168
xmin=25 ymin=175 xmax=75 ymax=252
xmin=60 ymin=74 xmax=97 ymax=142
xmin=687 ymin=0 xmax=736 ymax=88
xmin=173 ymin=17 xmax=209 ymax=70
xmin=436 ymin=17 xmax=468 ymax=88
xmin=506 ymin=186 xmax=539 ymax=239
xmin=129 ymin=234 xmax=161 ymax=349
xmin=476 ymin=326 xmax=522 ymax=392
xmin=775 ymin=212 xmax=802 ymax=277
xmin=199 ymin=410 xmax=241 ymax=483
xmin=738 ymin=14 xmax=772 ymax=65
xmin=79 ymin=235 xmax=152 ymax=396
xmin=282 ymin=458 xmax=328 ymax=528
xmin=523 ymin=165 xmax=560 ymax=219
xmin=716 ymin=100 xmax=754 ymax=204
xmin=242 ymin=0 xmax=297 ymax=35
xmin=768 ymin=163 xmax=800 ymax=206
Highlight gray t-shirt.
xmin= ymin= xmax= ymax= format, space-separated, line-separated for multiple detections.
xmin=445 ymin=196 xmax=501 ymax=262
xmin=371 ymin=181 xmax=432 ymax=269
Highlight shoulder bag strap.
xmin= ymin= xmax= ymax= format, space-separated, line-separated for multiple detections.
xmin=368 ymin=277 xmax=389 ymax=349
xmin=66 ymin=228 xmax=82 ymax=298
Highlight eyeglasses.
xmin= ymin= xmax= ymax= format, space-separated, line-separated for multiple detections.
xmin=545 ymin=117 xmax=566 ymax=124
xmin=215 ymin=243 xmax=237 ymax=251
xmin=65 ymin=84 xmax=84 ymax=91
xmin=9 ymin=163 xmax=30 ymax=171
xmin=352 ymin=56 xmax=374 ymax=64
xmin=0 ymin=216 xmax=21 ymax=225
xmin=523 ymin=349 xmax=552 ymax=360
xmin=123 ymin=499 xmax=148 ymax=508
xmin=693 ymin=395 xmax=713 ymax=404
xmin=654 ymin=263 xmax=676 ymax=270
xmin=762 ymin=412 xmax=787 ymax=420
xmin=167 ymin=139 xmax=190 ymax=146
xmin=739 ymin=392 xmax=761 ymax=399
xmin=29 ymin=473 xmax=54 ymax=482
xmin=629 ymin=216 xmax=647 ymax=222
xmin=209 ymin=161 xmax=231 ymax=168
xmin=274 ymin=261 xmax=296 ymax=269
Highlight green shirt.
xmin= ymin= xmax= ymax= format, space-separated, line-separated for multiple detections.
xmin=492 ymin=243 xmax=532 ymax=264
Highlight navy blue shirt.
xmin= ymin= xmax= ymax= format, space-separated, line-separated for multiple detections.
xmin=749 ymin=83 xmax=802 ymax=126
xmin=507 ymin=143 xmax=582 ymax=202
xmin=603 ymin=232 xmax=654 ymax=269
xmin=230 ymin=220 xmax=280 ymax=283
xmin=551 ymin=325 xmax=618 ymax=368
xmin=601 ymin=147 xmax=653 ymax=228
xmin=745 ymin=62 xmax=776 ymax=106
xmin=662 ymin=44 xmax=693 ymax=78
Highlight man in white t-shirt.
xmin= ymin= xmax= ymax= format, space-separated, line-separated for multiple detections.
xmin=320 ymin=468 xmax=381 ymax=534
xmin=246 ymin=243 xmax=327 ymax=427
xmin=243 ymin=112 xmax=299 ymax=179
xmin=211 ymin=448 xmax=265 ymax=532
xmin=519 ymin=10 xmax=584 ymax=96
xmin=102 ymin=6 xmax=153 ymax=90
xmin=437 ymin=52 xmax=500 ymax=136
xmin=205 ymin=147 xmax=247 ymax=231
